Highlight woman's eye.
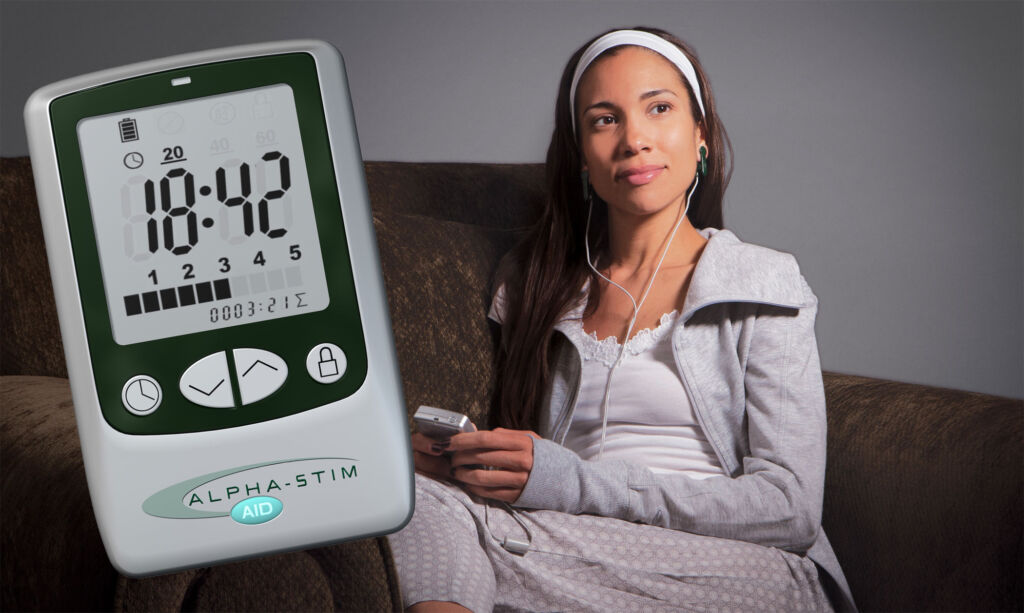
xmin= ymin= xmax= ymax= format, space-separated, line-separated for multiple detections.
xmin=592 ymin=116 xmax=615 ymax=127
xmin=652 ymin=103 xmax=671 ymax=114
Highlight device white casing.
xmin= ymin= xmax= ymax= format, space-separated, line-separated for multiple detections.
xmin=23 ymin=40 xmax=415 ymax=577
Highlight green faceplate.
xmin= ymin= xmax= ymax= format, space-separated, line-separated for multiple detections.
xmin=49 ymin=53 xmax=369 ymax=435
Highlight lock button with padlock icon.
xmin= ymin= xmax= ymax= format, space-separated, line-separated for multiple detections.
xmin=305 ymin=342 xmax=347 ymax=384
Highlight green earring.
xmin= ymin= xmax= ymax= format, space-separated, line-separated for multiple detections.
xmin=699 ymin=145 xmax=708 ymax=177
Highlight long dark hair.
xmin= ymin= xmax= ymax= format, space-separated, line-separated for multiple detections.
xmin=491 ymin=26 xmax=733 ymax=430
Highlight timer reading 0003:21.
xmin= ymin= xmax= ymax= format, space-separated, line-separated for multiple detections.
xmin=209 ymin=292 xmax=310 ymax=324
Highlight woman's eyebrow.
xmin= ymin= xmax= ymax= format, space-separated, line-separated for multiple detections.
xmin=582 ymin=89 xmax=679 ymax=114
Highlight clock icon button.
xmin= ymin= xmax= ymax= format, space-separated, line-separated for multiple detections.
xmin=123 ymin=151 xmax=144 ymax=169
xmin=121 ymin=374 xmax=162 ymax=415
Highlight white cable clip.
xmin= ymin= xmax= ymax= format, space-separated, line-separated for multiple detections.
xmin=502 ymin=537 xmax=531 ymax=555
xmin=499 ymin=501 xmax=533 ymax=555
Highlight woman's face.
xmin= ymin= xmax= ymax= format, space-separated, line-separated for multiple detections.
xmin=575 ymin=46 xmax=705 ymax=221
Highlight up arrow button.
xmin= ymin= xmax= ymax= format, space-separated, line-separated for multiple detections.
xmin=232 ymin=348 xmax=288 ymax=405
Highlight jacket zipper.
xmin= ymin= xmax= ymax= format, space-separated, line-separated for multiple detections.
xmin=670 ymin=322 xmax=734 ymax=476
xmin=551 ymin=332 xmax=584 ymax=445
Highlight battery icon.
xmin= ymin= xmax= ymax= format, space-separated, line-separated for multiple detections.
xmin=118 ymin=118 xmax=139 ymax=142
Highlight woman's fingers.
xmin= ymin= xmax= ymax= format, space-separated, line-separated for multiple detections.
xmin=495 ymin=427 xmax=541 ymax=440
xmin=448 ymin=430 xmax=535 ymax=472
xmin=411 ymin=431 xmax=451 ymax=455
xmin=460 ymin=483 xmax=524 ymax=504
xmin=412 ymin=449 xmax=452 ymax=479
xmin=448 ymin=428 xmax=535 ymax=453
xmin=429 ymin=427 xmax=539 ymax=503
xmin=451 ymin=463 xmax=528 ymax=488
xmin=450 ymin=448 xmax=531 ymax=472
xmin=449 ymin=447 xmax=531 ymax=490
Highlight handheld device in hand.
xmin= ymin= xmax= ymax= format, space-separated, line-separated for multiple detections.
xmin=23 ymin=40 xmax=413 ymax=576
xmin=413 ymin=405 xmax=477 ymax=439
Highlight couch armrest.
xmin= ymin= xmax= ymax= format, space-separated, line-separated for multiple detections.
xmin=1 ymin=376 xmax=403 ymax=612
xmin=822 ymin=372 xmax=1023 ymax=613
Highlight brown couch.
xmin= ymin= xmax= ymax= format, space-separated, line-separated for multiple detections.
xmin=2 ymin=156 xmax=1021 ymax=612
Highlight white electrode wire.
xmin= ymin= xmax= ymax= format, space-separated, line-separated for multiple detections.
xmin=483 ymin=501 xmax=536 ymax=555
xmin=583 ymin=172 xmax=699 ymax=461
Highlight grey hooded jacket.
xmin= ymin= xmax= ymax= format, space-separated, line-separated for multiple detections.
xmin=489 ymin=227 xmax=857 ymax=612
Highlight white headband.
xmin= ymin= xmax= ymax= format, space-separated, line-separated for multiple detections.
xmin=569 ymin=30 xmax=706 ymax=138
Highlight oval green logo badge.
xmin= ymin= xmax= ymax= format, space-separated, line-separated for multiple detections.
xmin=230 ymin=496 xmax=283 ymax=525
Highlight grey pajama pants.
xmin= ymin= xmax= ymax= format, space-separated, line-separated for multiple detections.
xmin=386 ymin=472 xmax=834 ymax=613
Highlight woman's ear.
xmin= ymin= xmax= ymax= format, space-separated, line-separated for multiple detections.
xmin=695 ymin=121 xmax=707 ymax=149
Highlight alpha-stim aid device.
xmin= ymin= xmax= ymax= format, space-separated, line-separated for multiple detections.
xmin=24 ymin=40 xmax=414 ymax=576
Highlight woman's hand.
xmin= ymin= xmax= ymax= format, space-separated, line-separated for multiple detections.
xmin=410 ymin=431 xmax=458 ymax=484
xmin=446 ymin=427 xmax=541 ymax=504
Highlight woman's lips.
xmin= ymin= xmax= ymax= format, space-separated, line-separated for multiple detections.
xmin=618 ymin=165 xmax=665 ymax=186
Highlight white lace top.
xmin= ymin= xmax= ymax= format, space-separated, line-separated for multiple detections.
xmin=561 ymin=310 xmax=726 ymax=479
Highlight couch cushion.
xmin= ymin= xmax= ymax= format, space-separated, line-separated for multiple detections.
xmin=365 ymin=161 xmax=543 ymax=227
xmin=372 ymin=208 xmax=518 ymax=429
xmin=0 ymin=158 xmax=66 ymax=378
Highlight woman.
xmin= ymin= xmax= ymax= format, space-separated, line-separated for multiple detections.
xmin=387 ymin=27 xmax=857 ymax=613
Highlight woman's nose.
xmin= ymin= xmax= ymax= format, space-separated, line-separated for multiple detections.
xmin=619 ymin=116 xmax=652 ymax=156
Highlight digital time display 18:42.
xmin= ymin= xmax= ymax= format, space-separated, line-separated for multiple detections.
xmin=77 ymin=83 xmax=329 ymax=345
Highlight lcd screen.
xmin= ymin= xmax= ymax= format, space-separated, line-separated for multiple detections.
xmin=77 ymin=84 xmax=329 ymax=345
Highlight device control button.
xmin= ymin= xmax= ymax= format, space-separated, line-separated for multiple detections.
xmin=121 ymin=375 xmax=162 ymax=415
xmin=231 ymin=496 xmax=283 ymax=525
xmin=306 ymin=343 xmax=346 ymax=384
xmin=180 ymin=352 xmax=234 ymax=408
xmin=233 ymin=348 xmax=288 ymax=405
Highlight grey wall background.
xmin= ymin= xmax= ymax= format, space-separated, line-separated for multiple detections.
xmin=2 ymin=0 xmax=1021 ymax=399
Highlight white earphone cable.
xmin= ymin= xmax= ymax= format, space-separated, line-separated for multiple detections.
xmin=583 ymin=172 xmax=699 ymax=461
